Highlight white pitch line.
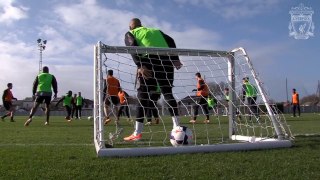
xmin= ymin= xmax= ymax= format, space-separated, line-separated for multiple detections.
xmin=293 ymin=133 xmax=320 ymax=137
xmin=0 ymin=143 xmax=93 ymax=147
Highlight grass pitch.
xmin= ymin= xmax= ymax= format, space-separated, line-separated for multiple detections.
xmin=0 ymin=114 xmax=319 ymax=179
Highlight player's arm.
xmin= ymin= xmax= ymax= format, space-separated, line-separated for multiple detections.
xmin=124 ymin=32 xmax=144 ymax=68
xmin=2 ymin=90 xmax=7 ymax=103
xmin=160 ymin=31 xmax=181 ymax=65
xmin=52 ymin=75 xmax=58 ymax=98
xmin=32 ymin=76 xmax=39 ymax=96
xmin=117 ymin=81 xmax=121 ymax=92
xmin=55 ymin=96 xmax=64 ymax=107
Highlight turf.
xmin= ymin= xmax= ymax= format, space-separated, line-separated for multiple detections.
xmin=0 ymin=114 xmax=319 ymax=179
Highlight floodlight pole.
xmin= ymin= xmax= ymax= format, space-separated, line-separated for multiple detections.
xmin=37 ymin=39 xmax=47 ymax=73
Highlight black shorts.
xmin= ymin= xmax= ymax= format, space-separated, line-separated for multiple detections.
xmin=35 ymin=96 xmax=52 ymax=105
xmin=104 ymin=95 xmax=119 ymax=106
xmin=151 ymin=93 xmax=161 ymax=102
xmin=196 ymin=96 xmax=208 ymax=105
xmin=3 ymin=101 xmax=12 ymax=110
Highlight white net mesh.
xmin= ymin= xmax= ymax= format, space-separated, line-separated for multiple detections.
xmin=94 ymin=43 xmax=293 ymax=155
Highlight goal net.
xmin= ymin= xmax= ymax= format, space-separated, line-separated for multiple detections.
xmin=93 ymin=42 xmax=293 ymax=157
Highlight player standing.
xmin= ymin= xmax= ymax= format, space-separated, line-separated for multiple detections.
xmin=55 ymin=90 xmax=73 ymax=121
xmin=24 ymin=66 xmax=58 ymax=126
xmin=1 ymin=83 xmax=17 ymax=122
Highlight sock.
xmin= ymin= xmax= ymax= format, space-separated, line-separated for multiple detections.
xmin=172 ymin=116 xmax=180 ymax=128
xmin=134 ymin=121 xmax=143 ymax=135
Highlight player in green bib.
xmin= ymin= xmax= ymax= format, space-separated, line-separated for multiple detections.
xmin=24 ymin=66 xmax=58 ymax=126
xmin=242 ymin=77 xmax=259 ymax=119
xmin=55 ymin=90 xmax=73 ymax=121
xmin=75 ymin=92 xmax=85 ymax=119
xmin=207 ymin=94 xmax=217 ymax=115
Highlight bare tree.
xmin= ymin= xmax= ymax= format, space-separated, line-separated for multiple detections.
xmin=300 ymin=94 xmax=319 ymax=104
xmin=207 ymin=81 xmax=228 ymax=99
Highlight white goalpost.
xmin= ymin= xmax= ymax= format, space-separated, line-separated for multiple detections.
xmin=93 ymin=41 xmax=293 ymax=157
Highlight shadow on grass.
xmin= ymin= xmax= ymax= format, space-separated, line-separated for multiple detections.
xmin=292 ymin=134 xmax=320 ymax=149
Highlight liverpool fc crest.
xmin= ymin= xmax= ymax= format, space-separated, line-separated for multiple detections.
xmin=289 ymin=3 xmax=315 ymax=39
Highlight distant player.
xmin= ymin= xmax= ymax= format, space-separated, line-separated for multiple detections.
xmin=75 ymin=92 xmax=85 ymax=119
xmin=207 ymin=94 xmax=217 ymax=116
xmin=190 ymin=72 xmax=210 ymax=124
xmin=242 ymin=77 xmax=258 ymax=118
xmin=55 ymin=90 xmax=73 ymax=121
xmin=103 ymin=70 xmax=120 ymax=125
xmin=1 ymin=83 xmax=17 ymax=122
xmin=291 ymin=88 xmax=300 ymax=117
xmin=24 ymin=66 xmax=58 ymax=126
xmin=71 ymin=93 xmax=77 ymax=119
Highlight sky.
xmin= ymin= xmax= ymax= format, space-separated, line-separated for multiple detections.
xmin=0 ymin=0 xmax=319 ymax=102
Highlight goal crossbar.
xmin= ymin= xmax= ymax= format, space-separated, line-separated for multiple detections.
xmin=101 ymin=44 xmax=231 ymax=57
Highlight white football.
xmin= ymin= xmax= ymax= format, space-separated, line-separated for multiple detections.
xmin=170 ymin=126 xmax=193 ymax=147
xmin=87 ymin=116 xmax=92 ymax=120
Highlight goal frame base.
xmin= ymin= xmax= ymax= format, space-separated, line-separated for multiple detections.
xmin=94 ymin=139 xmax=292 ymax=157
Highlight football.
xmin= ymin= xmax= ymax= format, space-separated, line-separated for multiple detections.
xmin=170 ymin=126 xmax=193 ymax=147
xmin=87 ymin=116 xmax=92 ymax=120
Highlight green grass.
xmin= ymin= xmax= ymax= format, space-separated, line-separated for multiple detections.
xmin=0 ymin=114 xmax=319 ymax=179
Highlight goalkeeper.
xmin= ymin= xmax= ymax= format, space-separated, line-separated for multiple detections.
xmin=123 ymin=18 xmax=183 ymax=141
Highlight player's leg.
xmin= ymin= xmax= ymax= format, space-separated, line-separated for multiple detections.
xmin=145 ymin=108 xmax=152 ymax=125
xmin=103 ymin=96 xmax=111 ymax=124
xmin=155 ymin=65 xmax=180 ymax=128
xmin=66 ymin=105 xmax=72 ymax=121
xmin=71 ymin=105 xmax=75 ymax=119
xmin=24 ymin=96 xmax=43 ymax=126
xmin=159 ymin=85 xmax=180 ymax=128
xmin=292 ymin=104 xmax=296 ymax=117
xmin=297 ymin=104 xmax=301 ymax=117
xmin=44 ymin=96 xmax=51 ymax=125
xmin=190 ymin=97 xmax=200 ymax=123
xmin=9 ymin=103 xmax=15 ymax=122
xmin=78 ymin=106 xmax=82 ymax=119
xmin=117 ymin=105 xmax=124 ymax=121
xmin=124 ymin=105 xmax=130 ymax=119
xmin=110 ymin=96 xmax=120 ymax=127
xmin=151 ymin=93 xmax=160 ymax=124
xmin=199 ymin=97 xmax=210 ymax=123
xmin=1 ymin=102 xmax=11 ymax=120
xmin=124 ymin=77 xmax=155 ymax=141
